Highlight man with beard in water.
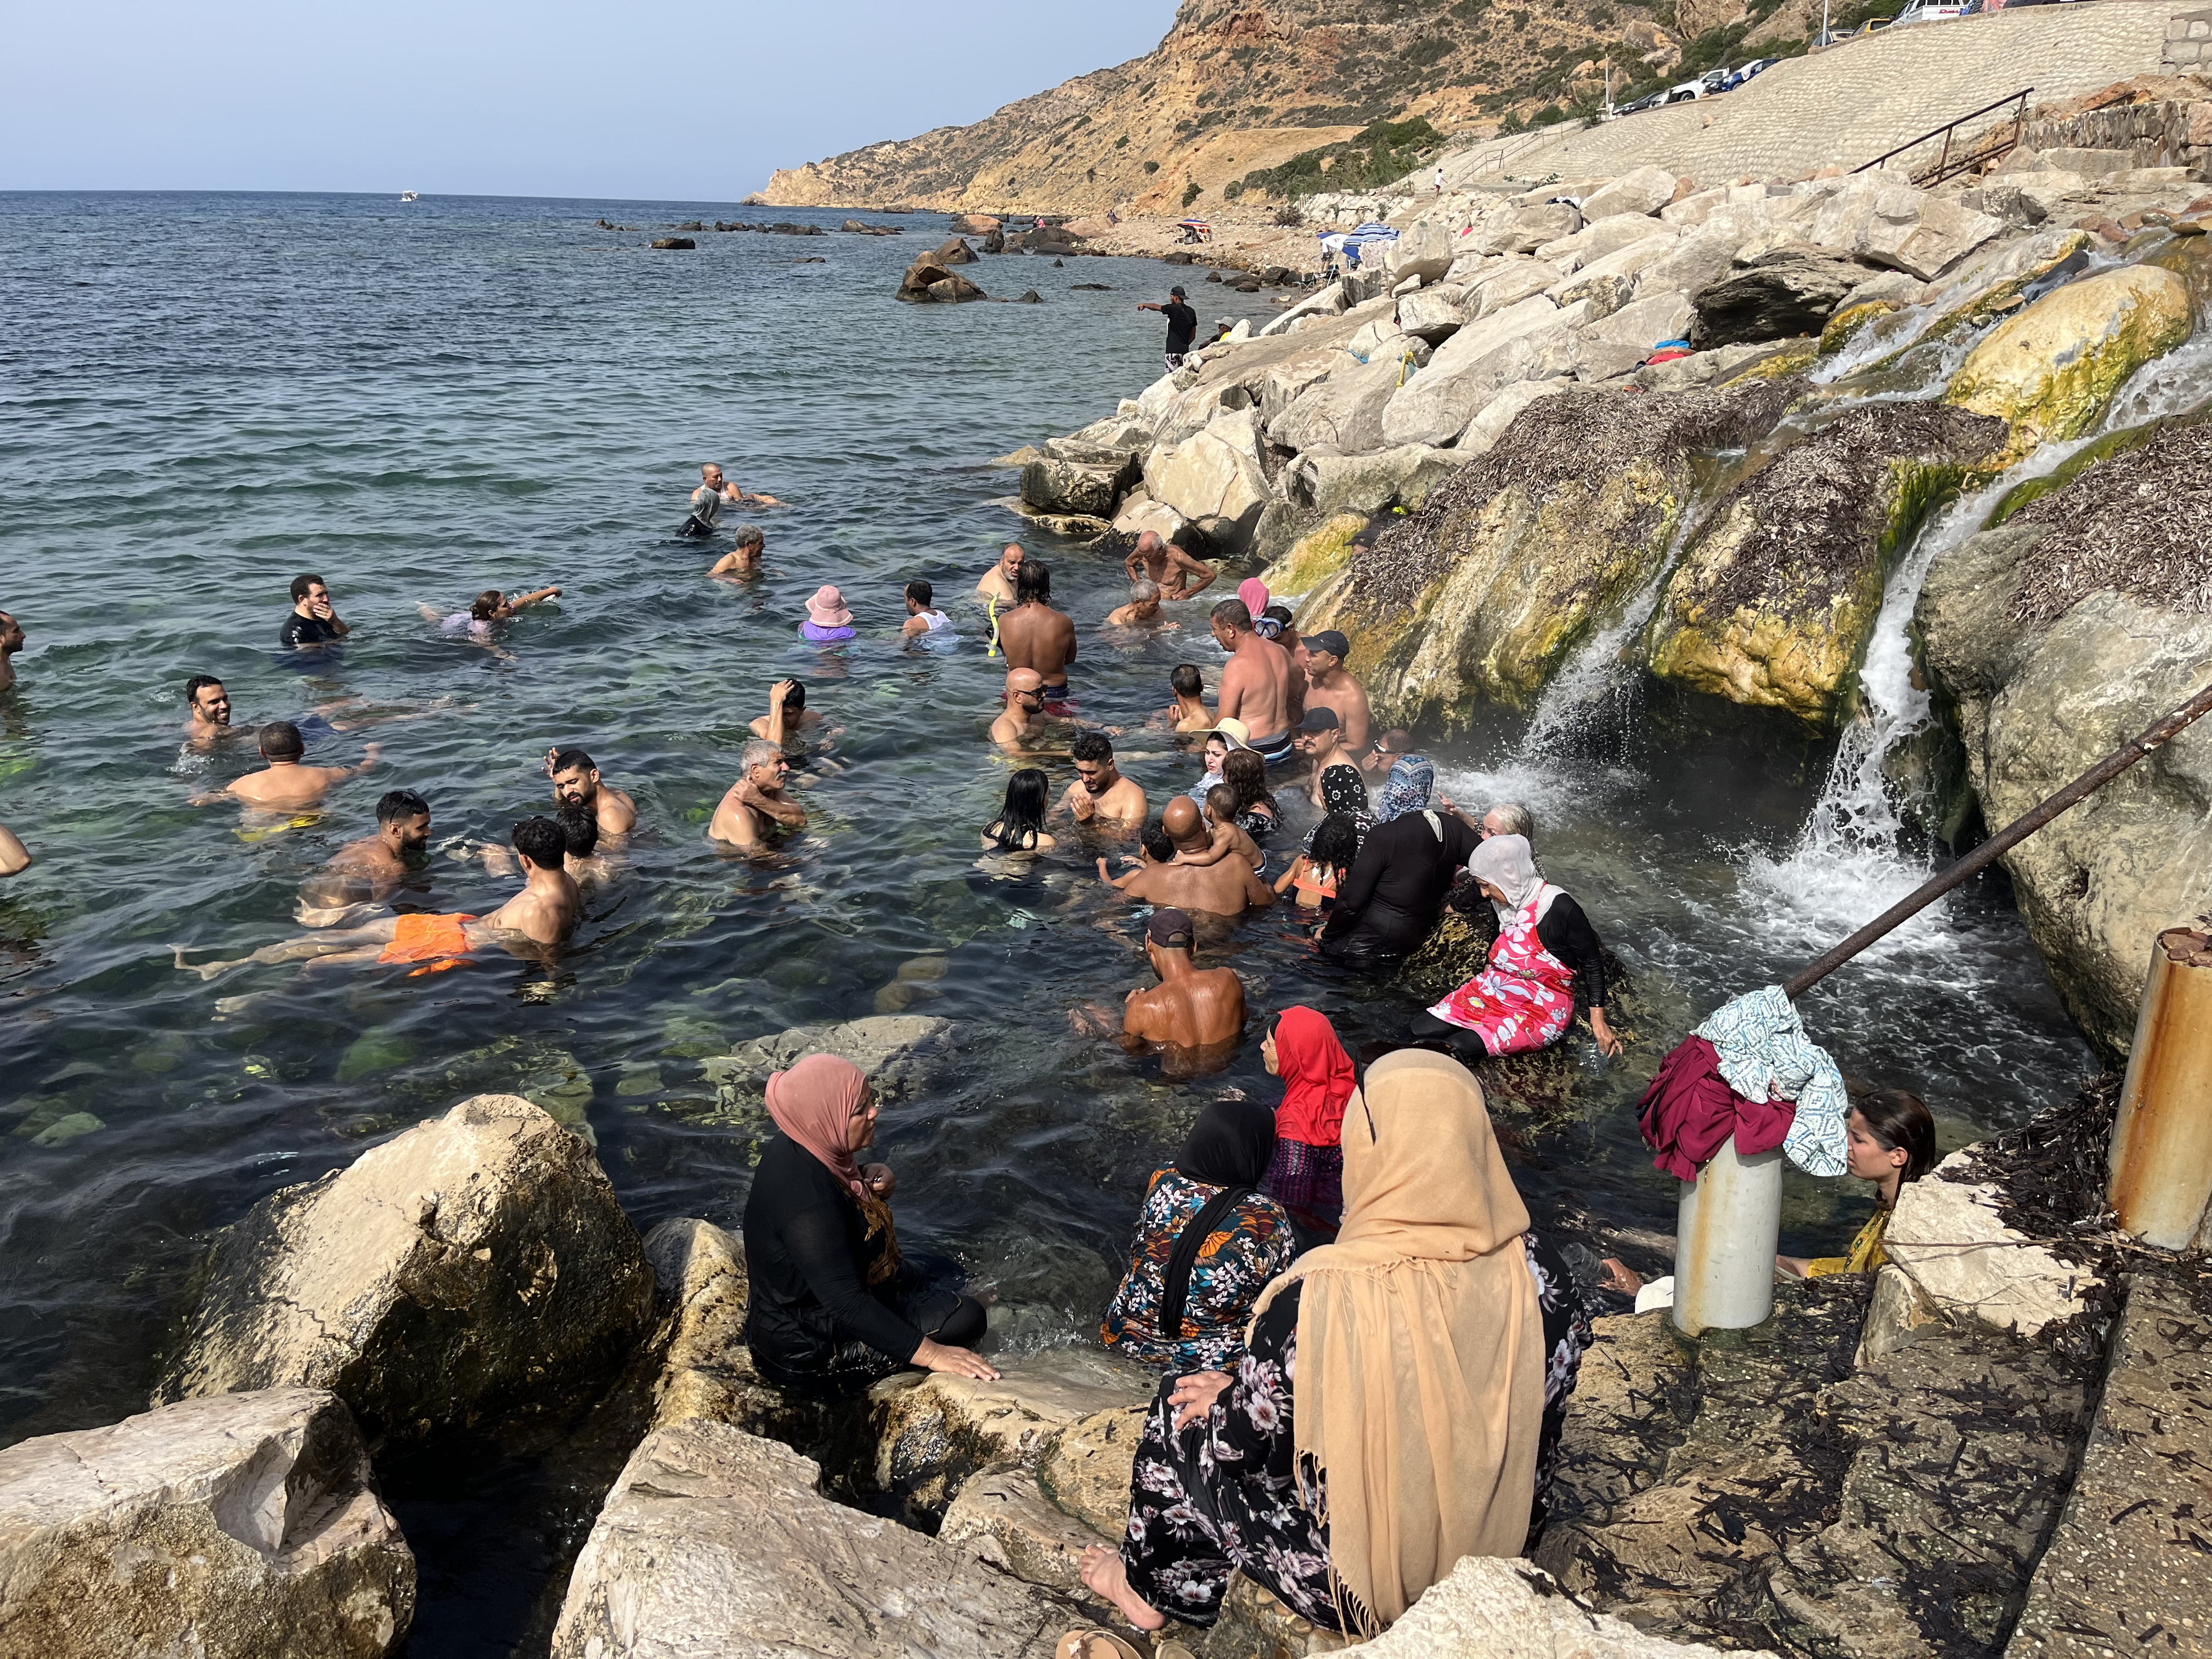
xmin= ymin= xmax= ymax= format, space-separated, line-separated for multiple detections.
xmin=1209 ymin=599 xmax=1294 ymax=768
xmin=176 ymin=815 xmax=582 ymax=981
xmin=1120 ymin=908 xmax=1246 ymax=1064
xmin=296 ymin=789 xmax=432 ymax=921
xmin=1108 ymin=799 xmax=1273 ymax=916
xmin=1062 ymin=731 xmax=1148 ymax=829
xmin=546 ymin=747 xmax=637 ymax=836
xmin=184 ymin=675 xmax=241 ymax=746
xmin=975 ymin=542 xmax=1026 ymax=606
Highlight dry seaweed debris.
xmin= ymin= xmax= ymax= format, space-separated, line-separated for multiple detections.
xmin=1346 ymin=378 xmax=1798 ymax=616
xmin=2006 ymin=419 xmax=2212 ymax=624
xmin=1950 ymin=1070 xmax=2119 ymax=1250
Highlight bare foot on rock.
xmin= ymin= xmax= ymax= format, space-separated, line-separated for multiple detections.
xmin=1079 ymin=1544 xmax=1167 ymax=1633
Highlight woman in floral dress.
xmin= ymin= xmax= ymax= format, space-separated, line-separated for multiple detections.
xmin=1080 ymin=1052 xmax=1591 ymax=1639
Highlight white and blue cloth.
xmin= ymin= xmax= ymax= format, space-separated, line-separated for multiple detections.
xmin=1692 ymin=985 xmax=1849 ymax=1178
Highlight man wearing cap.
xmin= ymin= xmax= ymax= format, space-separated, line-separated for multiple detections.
xmin=1302 ymin=629 xmax=1372 ymax=755
xmin=1294 ymin=708 xmax=1357 ymax=804
xmin=1109 ymin=798 xmax=1273 ymax=916
xmin=1121 ymin=907 xmax=1247 ymax=1059
xmin=1124 ymin=531 xmax=1217 ymax=602
xmin=1209 ymin=598 xmax=1295 ymax=766
xmin=1138 ymin=286 xmax=1199 ymax=371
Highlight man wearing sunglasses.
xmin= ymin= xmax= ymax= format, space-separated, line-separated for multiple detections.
xmin=1362 ymin=726 xmax=1414 ymax=778
xmin=991 ymin=667 xmax=1051 ymax=749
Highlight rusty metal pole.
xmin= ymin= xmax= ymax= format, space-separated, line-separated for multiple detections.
xmin=1671 ymin=1139 xmax=1786 ymax=1336
xmin=2108 ymin=927 xmax=2212 ymax=1249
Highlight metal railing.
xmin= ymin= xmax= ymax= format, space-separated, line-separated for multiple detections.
xmin=1472 ymin=117 xmax=1586 ymax=177
xmin=1852 ymin=86 xmax=2034 ymax=186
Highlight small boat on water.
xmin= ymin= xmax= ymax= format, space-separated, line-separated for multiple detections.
xmin=399 ymin=191 xmax=419 ymax=202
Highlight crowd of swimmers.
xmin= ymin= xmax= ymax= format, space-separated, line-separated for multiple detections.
xmin=0 ymin=459 xmax=1944 ymax=1647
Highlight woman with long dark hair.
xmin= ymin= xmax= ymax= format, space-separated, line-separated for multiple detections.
xmin=1221 ymin=747 xmax=1277 ymax=844
xmin=982 ymin=767 xmax=1056 ymax=853
xmin=1783 ymin=1089 xmax=1938 ymax=1277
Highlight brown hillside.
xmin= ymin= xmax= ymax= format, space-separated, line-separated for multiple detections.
xmin=759 ymin=0 xmax=1734 ymax=215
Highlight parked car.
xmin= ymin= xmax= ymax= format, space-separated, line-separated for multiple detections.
xmin=1894 ymin=1 xmax=1971 ymax=18
xmin=1666 ymin=80 xmax=1706 ymax=101
xmin=1615 ymin=91 xmax=1669 ymax=115
xmin=1726 ymin=55 xmax=1781 ymax=88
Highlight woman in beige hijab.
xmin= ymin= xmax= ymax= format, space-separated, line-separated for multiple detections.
xmin=1079 ymin=1049 xmax=1589 ymax=1639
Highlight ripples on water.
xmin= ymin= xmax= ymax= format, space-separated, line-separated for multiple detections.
xmin=0 ymin=189 xmax=2102 ymax=1648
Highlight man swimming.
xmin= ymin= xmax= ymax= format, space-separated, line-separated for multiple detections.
xmin=707 ymin=740 xmax=806 ymax=849
xmin=1062 ymin=731 xmax=1147 ymax=828
xmin=709 ymin=524 xmax=766 ymax=577
xmin=199 ymin=721 xmax=380 ymax=811
xmin=546 ymin=747 xmax=637 ymax=836
xmin=183 ymin=675 xmax=243 ymax=746
xmin=1210 ymin=599 xmax=1294 ymax=765
xmin=1108 ymin=798 xmax=1274 ymax=916
xmin=0 ymin=610 xmax=23 ymax=692
xmin=296 ymin=789 xmax=432 ymax=919
xmin=751 ymin=679 xmax=827 ymax=744
xmin=1123 ymin=531 xmax=1216 ymax=601
xmin=1159 ymin=663 xmax=1213 ymax=732
xmin=1120 ymin=908 xmax=1247 ymax=1056
xmin=279 ymin=574 xmax=349 ymax=652
xmin=975 ymin=543 xmax=1025 ymax=607
xmin=1105 ymin=580 xmax=1167 ymax=628
xmin=990 ymin=668 xmax=1051 ymax=749
xmin=901 ymin=579 xmax=954 ymax=639
xmin=418 ymin=585 xmax=561 ymax=640
xmin=176 ymin=815 xmax=583 ymax=981
xmin=997 ymin=560 xmax=1076 ymax=704
xmin=481 ymin=804 xmax=611 ymax=887
xmin=684 ymin=465 xmax=781 ymax=537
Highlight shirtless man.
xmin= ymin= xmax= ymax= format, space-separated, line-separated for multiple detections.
xmin=1124 ymin=531 xmax=1217 ymax=600
xmin=1108 ymin=798 xmax=1273 ymax=916
xmin=177 ymin=815 xmax=582 ymax=981
xmin=750 ymin=679 xmax=828 ymax=745
xmin=709 ymin=524 xmax=766 ymax=578
xmin=1063 ymin=731 xmax=1147 ymax=828
xmin=199 ymin=722 xmax=380 ymax=811
xmin=0 ymin=611 xmax=23 ymax=692
xmin=1121 ymin=908 xmax=1246 ymax=1053
xmin=996 ymin=561 xmax=1076 ymax=702
xmin=482 ymin=804 xmax=611 ymax=887
xmin=707 ymin=740 xmax=806 ymax=849
xmin=1295 ymin=708 xmax=1357 ymax=804
xmin=0 ymin=823 xmax=29 ymax=876
xmin=1160 ymin=663 xmax=1212 ymax=732
xmin=1209 ymin=599 xmax=1295 ymax=767
xmin=975 ymin=543 xmax=1025 ymax=605
xmin=1301 ymin=630 xmax=1371 ymax=754
xmin=297 ymin=789 xmax=431 ymax=917
xmin=184 ymin=675 xmax=241 ymax=746
xmin=546 ymin=747 xmax=637 ymax=836
xmin=990 ymin=668 xmax=1050 ymax=749
xmin=1104 ymin=580 xmax=1169 ymax=629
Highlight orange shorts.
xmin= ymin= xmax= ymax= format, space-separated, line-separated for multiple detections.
xmin=379 ymin=912 xmax=478 ymax=976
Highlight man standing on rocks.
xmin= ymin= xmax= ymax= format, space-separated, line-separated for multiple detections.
xmin=1124 ymin=531 xmax=1217 ymax=601
xmin=1210 ymin=599 xmax=1295 ymax=767
xmin=1138 ymin=285 xmax=1199 ymax=372
xmin=975 ymin=542 xmax=1025 ymax=607
xmin=1120 ymin=907 xmax=1246 ymax=1063
xmin=1301 ymin=630 xmax=1372 ymax=755
xmin=707 ymin=741 xmax=806 ymax=850
xmin=1063 ymin=731 xmax=1148 ymax=829
xmin=996 ymin=561 xmax=1076 ymax=704
xmin=546 ymin=747 xmax=637 ymax=837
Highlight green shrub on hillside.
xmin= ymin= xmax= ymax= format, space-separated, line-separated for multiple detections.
xmin=1233 ymin=115 xmax=1443 ymax=199
xmin=1182 ymin=180 xmax=1204 ymax=208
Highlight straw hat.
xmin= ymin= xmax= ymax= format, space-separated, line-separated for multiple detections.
xmin=1212 ymin=716 xmax=1251 ymax=749
xmin=805 ymin=585 xmax=854 ymax=628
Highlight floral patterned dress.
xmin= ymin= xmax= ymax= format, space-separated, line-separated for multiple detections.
xmin=1102 ymin=1169 xmax=1297 ymax=1374
xmin=1426 ymin=892 xmax=1577 ymax=1056
xmin=1119 ymin=1231 xmax=1593 ymax=1630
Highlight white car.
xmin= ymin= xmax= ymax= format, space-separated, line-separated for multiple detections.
xmin=1894 ymin=1 xmax=1971 ymax=19
xmin=1666 ymin=80 xmax=1705 ymax=101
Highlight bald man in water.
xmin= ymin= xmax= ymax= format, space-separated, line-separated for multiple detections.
xmin=975 ymin=543 xmax=1026 ymax=605
xmin=991 ymin=668 xmax=1050 ymax=749
xmin=1122 ymin=908 xmax=1246 ymax=1052
xmin=1124 ymin=531 xmax=1217 ymax=601
xmin=1110 ymin=799 xmax=1273 ymax=916
xmin=199 ymin=721 xmax=380 ymax=810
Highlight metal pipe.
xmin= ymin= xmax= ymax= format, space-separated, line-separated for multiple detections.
xmin=1672 ymin=1139 xmax=1785 ymax=1335
xmin=2108 ymin=927 xmax=2212 ymax=1249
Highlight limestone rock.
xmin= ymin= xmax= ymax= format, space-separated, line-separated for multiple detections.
xmin=1645 ymin=403 xmax=2006 ymax=726
xmin=549 ymin=1420 xmax=1075 ymax=1659
xmin=1549 ymin=231 xmax=1681 ymax=313
xmin=1397 ymin=283 xmax=1472 ymax=342
xmin=154 ymin=1096 xmax=653 ymax=1442
xmin=1461 ymin=256 xmax=1563 ymax=317
xmin=1142 ymin=407 xmax=1272 ymax=553
xmin=0 ymin=1387 xmax=414 ymax=1658
xmin=939 ymin=1465 xmax=1109 ymax=1598
xmin=1038 ymin=1403 xmax=1151 ymax=1538
xmin=1269 ymin=345 xmax=1422 ymax=455
xmin=1358 ymin=1557 xmax=1756 ymax=1658
xmin=1883 ymin=1153 xmax=2098 ymax=1336
xmin=1293 ymin=444 xmax=1464 ymax=521
xmin=1538 ymin=213 xmax=1676 ymax=274
xmin=1913 ymin=227 xmax=2091 ymax=349
xmin=1817 ymin=298 xmax=1903 ymax=356
xmin=702 ymin=1015 xmax=956 ymax=1107
xmin=1580 ymin=165 xmax=1681 ymax=223
xmin=1111 ymin=488 xmax=1187 ymax=543
xmin=1018 ymin=452 xmax=1138 ymax=518
xmin=1944 ymin=263 xmax=2192 ymax=462
xmin=1379 ymin=294 xmax=1581 ymax=448
xmin=899 ymin=257 xmax=986 ymax=303
xmin=873 ymin=1348 xmax=1153 ymax=1522
xmin=1458 ymin=376 xmax=1572 ymax=457
xmin=1574 ymin=290 xmax=1695 ymax=381
xmin=1264 ymin=511 xmax=1369 ymax=597
xmin=1778 ymin=174 xmax=2004 ymax=279
xmin=1386 ymin=217 xmax=1458 ymax=284
xmin=1257 ymin=278 xmax=1349 ymax=338
xmin=1690 ymin=245 xmax=1867 ymax=348
xmin=1471 ymin=200 xmax=1581 ymax=255
xmin=949 ymin=215 xmax=1000 ymax=235
xmin=1633 ymin=228 xmax=1737 ymax=310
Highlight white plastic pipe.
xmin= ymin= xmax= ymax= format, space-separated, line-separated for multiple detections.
xmin=1671 ymin=1139 xmax=1784 ymax=1336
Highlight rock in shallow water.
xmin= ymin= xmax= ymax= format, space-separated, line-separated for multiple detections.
xmin=0 ymin=1386 xmax=414 ymax=1658
xmin=154 ymin=1094 xmax=653 ymax=1442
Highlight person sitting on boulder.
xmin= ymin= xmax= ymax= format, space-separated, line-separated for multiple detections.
xmin=741 ymin=1053 xmax=998 ymax=1398
xmin=1101 ymin=1098 xmax=1294 ymax=1374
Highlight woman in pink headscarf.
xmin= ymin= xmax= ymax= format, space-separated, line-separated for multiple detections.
xmin=741 ymin=1053 xmax=998 ymax=1398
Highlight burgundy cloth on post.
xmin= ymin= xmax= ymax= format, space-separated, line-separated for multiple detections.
xmin=1637 ymin=1035 xmax=1796 ymax=1182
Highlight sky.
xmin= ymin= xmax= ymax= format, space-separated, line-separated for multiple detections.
xmin=3 ymin=1 xmax=1183 ymax=201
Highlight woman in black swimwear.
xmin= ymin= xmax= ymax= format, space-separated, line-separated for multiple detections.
xmin=983 ymin=767 xmax=1056 ymax=852
xmin=1222 ymin=748 xmax=1277 ymax=845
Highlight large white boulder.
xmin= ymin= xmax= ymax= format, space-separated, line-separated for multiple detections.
xmin=1257 ymin=278 xmax=1349 ymax=338
xmin=1458 ymin=377 xmax=1573 ymax=458
xmin=1883 ymin=1152 xmax=2099 ymax=1337
xmin=1470 ymin=258 xmax=1566 ymax=317
xmin=1537 ymin=213 xmax=1677 ymax=274
xmin=1357 ymin=1555 xmax=1762 ymax=1656
xmin=1294 ymin=444 xmax=1468 ymax=517
xmin=155 ymin=1096 xmax=653 ymax=1442
xmin=0 ymin=1387 xmax=414 ymax=1658
xmin=1575 ymin=291 xmax=1696 ymax=381
xmin=1470 ymin=200 xmax=1581 ymax=255
xmin=1549 ymin=230 xmax=1682 ymax=313
xmin=1388 ymin=217 xmax=1460 ymax=284
xmin=1381 ymin=295 xmax=1587 ymax=448
xmin=1634 ymin=229 xmax=1739 ymax=308
xmin=1581 ymin=164 xmax=1681 ymax=222
xmin=550 ymin=1420 xmax=1075 ymax=1659
xmin=1143 ymin=407 xmax=1273 ymax=551
xmin=1399 ymin=283 xmax=1474 ymax=342
xmin=1269 ymin=343 xmax=1425 ymax=454
xmin=1780 ymin=174 xmax=2005 ymax=280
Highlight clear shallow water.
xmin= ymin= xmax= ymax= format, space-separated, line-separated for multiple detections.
xmin=0 ymin=191 xmax=2098 ymax=1651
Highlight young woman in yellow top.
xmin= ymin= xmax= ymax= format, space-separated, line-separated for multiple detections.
xmin=1782 ymin=1089 xmax=1938 ymax=1278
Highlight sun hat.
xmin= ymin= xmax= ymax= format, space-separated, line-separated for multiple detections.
xmin=805 ymin=585 xmax=854 ymax=628
xmin=1211 ymin=716 xmax=1251 ymax=749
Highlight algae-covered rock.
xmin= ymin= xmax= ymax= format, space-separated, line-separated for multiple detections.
xmin=1818 ymin=298 xmax=1901 ymax=356
xmin=1263 ymin=511 xmax=1367 ymax=597
xmin=1647 ymin=403 xmax=2006 ymax=726
xmin=1944 ymin=263 xmax=2192 ymax=462
xmin=1299 ymin=380 xmax=1793 ymax=725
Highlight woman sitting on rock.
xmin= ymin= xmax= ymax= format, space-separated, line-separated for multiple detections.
xmin=1782 ymin=1089 xmax=1937 ymax=1278
xmin=1317 ymin=755 xmax=1477 ymax=969
xmin=1080 ymin=1052 xmax=1589 ymax=1640
xmin=1101 ymin=1099 xmax=1295 ymax=1374
xmin=742 ymin=1054 xmax=997 ymax=1397
xmin=1407 ymin=833 xmax=1622 ymax=1062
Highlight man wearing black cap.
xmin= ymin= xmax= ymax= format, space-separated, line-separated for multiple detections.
xmin=1122 ymin=907 xmax=1246 ymax=1059
xmin=1294 ymin=707 xmax=1357 ymax=803
xmin=1301 ymin=629 xmax=1371 ymax=755
xmin=1138 ymin=286 xmax=1199 ymax=373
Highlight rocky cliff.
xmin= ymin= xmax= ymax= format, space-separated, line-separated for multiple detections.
xmin=759 ymin=0 xmax=1667 ymax=216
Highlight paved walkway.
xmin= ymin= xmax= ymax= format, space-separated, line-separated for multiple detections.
xmin=1474 ymin=0 xmax=2187 ymax=185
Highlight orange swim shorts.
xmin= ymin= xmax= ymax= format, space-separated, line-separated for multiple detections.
xmin=378 ymin=912 xmax=478 ymax=976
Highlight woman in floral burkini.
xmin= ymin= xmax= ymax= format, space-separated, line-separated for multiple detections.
xmin=1078 ymin=1049 xmax=1590 ymax=1640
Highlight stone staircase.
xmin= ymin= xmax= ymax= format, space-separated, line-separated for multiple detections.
xmin=1460 ymin=0 xmax=2196 ymax=187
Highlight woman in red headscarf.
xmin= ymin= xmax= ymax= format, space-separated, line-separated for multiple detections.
xmin=1260 ymin=1006 xmax=1357 ymax=1234
xmin=741 ymin=1053 xmax=997 ymax=1398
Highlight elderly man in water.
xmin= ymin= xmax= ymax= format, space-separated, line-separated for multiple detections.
xmin=1121 ymin=907 xmax=1246 ymax=1055
xmin=176 ymin=815 xmax=582 ymax=981
xmin=296 ymin=789 xmax=433 ymax=922
xmin=708 ymin=740 xmax=806 ymax=849
xmin=0 ymin=610 xmax=23 ymax=692
xmin=1124 ymin=531 xmax=1217 ymax=601
xmin=975 ymin=543 xmax=1025 ymax=606
xmin=546 ymin=747 xmax=637 ymax=836
xmin=709 ymin=524 xmax=767 ymax=578
xmin=195 ymin=721 xmax=380 ymax=811
xmin=1106 ymin=580 xmax=1170 ymax=629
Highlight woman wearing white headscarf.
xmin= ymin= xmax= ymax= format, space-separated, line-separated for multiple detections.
xmin=1406 ymin=834 xmax=1621 ymax=1060
xmin=1074 ymin=1051 xmax=1588 ymax=1642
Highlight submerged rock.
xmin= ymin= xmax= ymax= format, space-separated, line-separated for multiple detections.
xmin=1018 ymin=446 xmax=1139 ymax=517
xmin=898 ymin=258 xmax=986 ymax=303
xmin=1299 ymin=380 xmax=1792 ymax=726
xmin=0 ymin=1387 xmax=414 ymax=1657
xmin=154 ymin=1095 xmax=653 ymax=1441
xmin=701 ymin=1014 xmax=956 ymax=1113
xmin=1646 ymin=403 xmax=2006 ymax=726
